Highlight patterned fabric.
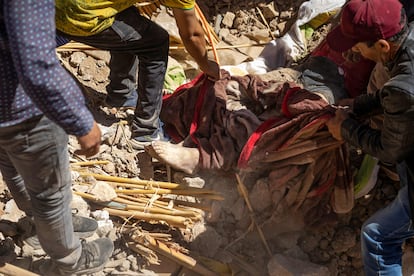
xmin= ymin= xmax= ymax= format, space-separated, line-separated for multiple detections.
xmin=0 ymin=0 xmax=94 ymax=136
xmin=55 ymin=0 xmax=195 ymax=36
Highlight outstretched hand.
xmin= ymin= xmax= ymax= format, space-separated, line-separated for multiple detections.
xmin=75 ymin=121 xmax=101 ymax=157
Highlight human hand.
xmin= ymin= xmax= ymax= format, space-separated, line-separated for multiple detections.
xmin=202 ymin=60 xmax=221 ymax=81
xmin=75 ymin=121 xmax=101 ymax=157
xmin=326 ymin=108 xmax=350 ymax=141
xmin=342 ymin=49 xmax=361 ymax=63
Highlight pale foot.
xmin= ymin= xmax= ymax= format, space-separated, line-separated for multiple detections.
xmin=145 ymin=141 xmax=199 ymax=175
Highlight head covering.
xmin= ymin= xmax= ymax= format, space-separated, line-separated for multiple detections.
xmin=327 ymin=0 xmax=404 ymax=52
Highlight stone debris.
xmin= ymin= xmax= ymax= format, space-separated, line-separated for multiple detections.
xmin=1 ymin=1 xmax=414 ymax=275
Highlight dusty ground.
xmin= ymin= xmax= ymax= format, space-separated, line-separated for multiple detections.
xmin=1 ymin=1 xmax=414 ymax=276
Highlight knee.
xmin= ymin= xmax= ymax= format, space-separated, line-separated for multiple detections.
xmin=361 ymin=219 xmax=379 ymax=245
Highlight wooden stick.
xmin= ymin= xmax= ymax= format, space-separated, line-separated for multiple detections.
xmin=96 ymin=181 xmax=213 ymax=194
xmin=114 ymin=188 xmax=224 ymax=200
xmin=256 ymin=7 xmax=275 ymax=39
xmin=131 ymin=233 xmax=218 ymax=276
xmin=104 ymin=208 xmax=192 ymax=229
xmin=119 ymin=194 xmax=211 ymax=211
xmin=159 ymin=199 xmax=211 ymax=211
xmin=71 ymin=160 xmax=109 ymax=166
xmin=78 ymin=172 xmax=182 ymax=189
xmin=74 ymin=192 xmax=202 ymax=219
xmin=0 ymin=263 xmax=39 ymax=276
xmin=113 ymin=197 xmax=202 ymax=218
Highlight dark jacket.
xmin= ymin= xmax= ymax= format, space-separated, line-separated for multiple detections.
xmin=342 ymin=23 xmax=414 ymax=165
xmin=341 ymin=22 xmax=414 ymax=217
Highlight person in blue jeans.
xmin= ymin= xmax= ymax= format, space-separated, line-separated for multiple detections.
xmin=0 ymin=1 xmax=113 ymax=274
xmin=326 ymin=0 xmax=414 ymax=274
xmin=55 ymin=1 xmax=220 ymax=149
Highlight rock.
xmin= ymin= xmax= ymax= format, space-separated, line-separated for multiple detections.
xmin=402 ymin=244 xmax=414 ymax=275
xmin=2 ymin=200 xmax=25 ymax=222
xmin=91 ymin=210 xmax=114 ymax=237
xmin=70 ymin=194 xmax=90 ymax=217
xmin=222 ymin=12 xmax=236 ymax=28
xmin=233 ymin=11 xmax=248 ymax=29
xmin=248 ymin=28 xmax=273 ymax=43
xmin=213 ymin=14 xmax=222 ymax=34
xmin=222 ymin=32 xmax=239 ymax=44
xmin=218 ymin=27 xmax=230 ymax=40
xmin=268 ymin=254 xmax=330 ymax=276
xmin=190 ymin=225 xmax=223 ymax=258
xmin=260 ymin=3 xmax=279 ymax=20
xmin=249 ymin=178 xmax=272 ymax=212
xmin=87 ymin=181 xmax=117 ymax=202
xmin=231 ymin=35 xmax=256 ymax=55
xmin=216 ymin=46 xmax=249 ymax=66
xmin=69 ymin=51 xmax=86 ymax=67
xmin=273 ymin=231 xmax=302 ymax=251
xmin=231 ymin=197 xmax=246 ymax=221
xmin=118 ymin=260 xmax=131 ymax=271
xmin=154 ymin=6 xmax=180 ymax=42
xmin=174 ymin=174 xmax=205 ymax=188
xmin=283 ymin=245 xmax=309 ymax=261
xmin=330 ymin=226 xmax=356 ymax=253
xmin=298 ymin=233 xmax=320 ymax=253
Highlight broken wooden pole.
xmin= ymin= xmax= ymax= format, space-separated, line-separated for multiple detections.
xmin=0 ymin=263 xmax=39 ymax=276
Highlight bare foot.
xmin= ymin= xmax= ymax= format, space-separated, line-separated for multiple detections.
xmin=145 ymin=141 xmax=199 ymax=175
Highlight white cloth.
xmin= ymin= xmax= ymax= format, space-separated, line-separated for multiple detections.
xmin=222 ymin=0 xmax=345 ymax=75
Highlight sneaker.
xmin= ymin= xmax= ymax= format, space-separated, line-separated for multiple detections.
xmin=39 ymin=238 xmax=114 ymax=276
xmin=354 ymin=154 xmax=380 ymax=199
xmin=23 ymin=216 xmax=98 ymax=250
xmin=58 ymin=238 xmax=114 ymax=275
xmin=130 ymin=125 xmax=170 ymax=150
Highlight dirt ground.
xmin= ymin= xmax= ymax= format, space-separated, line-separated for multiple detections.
xmin=1 ymin=1 xmax=414 ymax=276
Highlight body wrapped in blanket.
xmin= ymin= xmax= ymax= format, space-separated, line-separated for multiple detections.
xmin=145 ymin=55 xmax=355 ymax=224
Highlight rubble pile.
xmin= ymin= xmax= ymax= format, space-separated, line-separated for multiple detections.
xmin=1 ymin=1 xmax=414 ymax=275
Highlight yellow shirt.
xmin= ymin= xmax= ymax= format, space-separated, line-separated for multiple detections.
xmin=55 ymin=0 xmax=195 ymax=36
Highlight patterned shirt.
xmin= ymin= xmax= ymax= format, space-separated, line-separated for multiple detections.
xmin=0 ymin=0 xmax=94 ymax=136
xmin=55 ymin=0 xmax=195 ymax=36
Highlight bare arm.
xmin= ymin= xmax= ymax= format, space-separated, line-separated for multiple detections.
xmin=173 ymin=7 xmax=220 ymax=80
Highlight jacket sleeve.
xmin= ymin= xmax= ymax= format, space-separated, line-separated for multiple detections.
xmin=341 ymin=85 xmax=414 ymax=164
xmin=352 ymin=91 xmax=383 ymax=118
xmin=3 ymin=0 xmax=94 ymax=136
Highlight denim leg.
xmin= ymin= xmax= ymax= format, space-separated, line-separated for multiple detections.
xmin=106 ymin=53 xmax=139 ymax=108
xmin=0 ymin=116 xmax=81 ymax=265
xmin=132 ymin=55 xmax=166 ymax=137
xmin=361 ymin=185 xmax=414 ymax=276
xmin=58 ymin=7 xmax=169 ymax=136
xmin=397 ymin=162 xmax=408 ymax=187
xmin=0 ymin=149 xmax=32 ymax=215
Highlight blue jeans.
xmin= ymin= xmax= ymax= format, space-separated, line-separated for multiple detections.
xmin=58 ymin=7 xmax=169 ymax=137
xmin=0 ymin=116 xmax=81 ymax=266
xmin=361 ymin=182 xmax=414 ymax=275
